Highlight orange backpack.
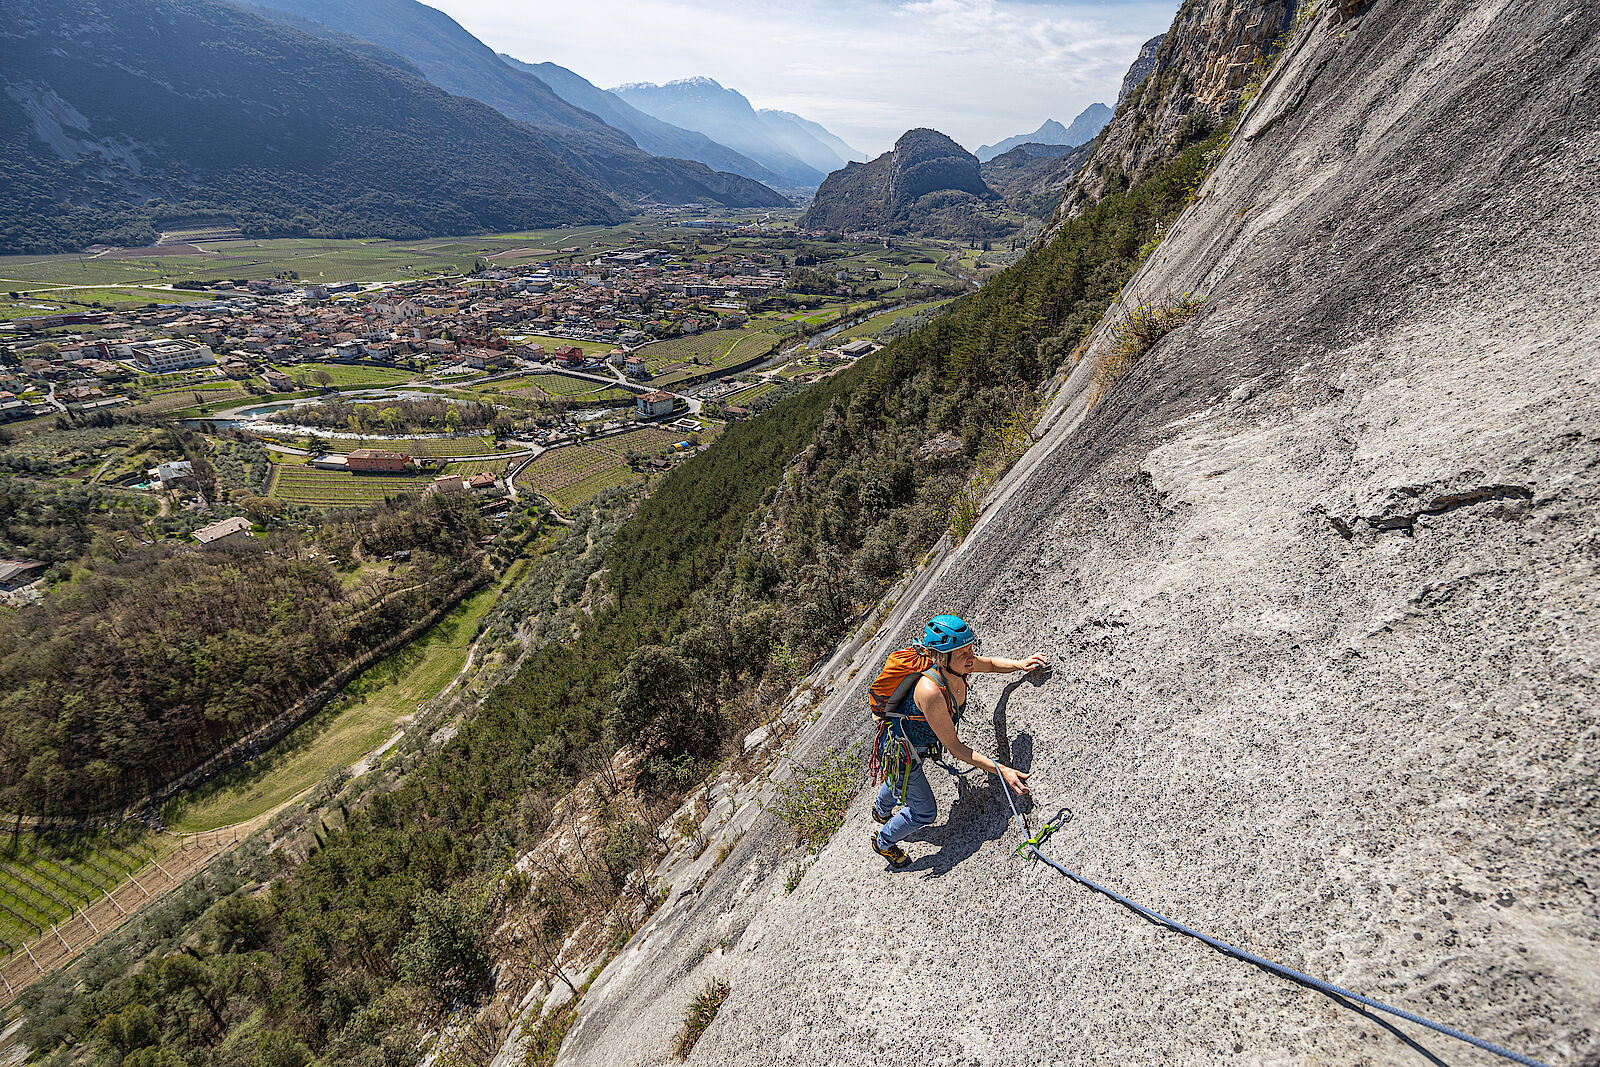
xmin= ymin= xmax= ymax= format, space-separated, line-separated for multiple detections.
xmin=866 ymin=647 xmax=955 ymax=785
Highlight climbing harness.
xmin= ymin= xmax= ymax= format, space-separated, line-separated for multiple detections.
xmin=987 ymin=770 xmax=1551 ymax=1067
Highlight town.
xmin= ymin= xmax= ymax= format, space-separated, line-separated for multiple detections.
xmin=0 ymin=217 xmax=964 ymax=595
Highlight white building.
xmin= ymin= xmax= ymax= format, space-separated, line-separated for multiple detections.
xmin=120 ymin=338 xmax=215 ymax=373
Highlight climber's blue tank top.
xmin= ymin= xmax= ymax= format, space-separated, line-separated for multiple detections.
xmin=890 ymin=666 xmax=966 ymax=750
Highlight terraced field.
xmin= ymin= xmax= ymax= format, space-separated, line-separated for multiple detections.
xmin=518 ymin=427 xmax=678 ymax=509
xmin=269 ymin=465 xmax=439 ymax=507
xmin=0 ymin=830 xmax=171 ymax=958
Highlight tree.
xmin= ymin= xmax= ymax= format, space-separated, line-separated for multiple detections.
xmin=394 ymin=889 xmax=490 ymax=1002
xmin=607 ymin=644 xmax=708 ymax=756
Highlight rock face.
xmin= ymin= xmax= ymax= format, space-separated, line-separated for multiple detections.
xmin=1116 ymin=33 xmax=1165 ymax=110
xmin=1065 ymin=0 xmax=1298 ymax=214
xmin=802 ymin=128 xmax=998 ymax=237
xmin=552 ymin=0 xmax=1600 ymax=1064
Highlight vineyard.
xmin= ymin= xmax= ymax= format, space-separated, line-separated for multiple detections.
xmin=721 ymin=381 xmax=781 ymax=406
xmin=269 ymin=465 xmax=439 ymax=507
xmin=521 ymin=374 xmax=609 ymax=397
xmin=518 ymin=427 xmax=678 ymax=510
xmin=253 ymin=434 xmax=497 ymax=459
xmin=635 ymin=329 xmax=780 ymax=386
xmin=0 ymin=828 xmax=169 ymax=958
xmin=130 ymin=384 xmax=251 ymax=416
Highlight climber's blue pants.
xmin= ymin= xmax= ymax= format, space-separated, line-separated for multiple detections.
xmin=874 ymin=755 xmax=936 ymax=848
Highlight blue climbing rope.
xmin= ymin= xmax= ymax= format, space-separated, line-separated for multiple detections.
xmin=989 ymin=773 xmax=1550 ymax=1067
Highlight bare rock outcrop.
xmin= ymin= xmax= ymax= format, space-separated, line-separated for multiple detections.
xmin=1115 ymin=32 xmax=1165 ymax=110
xmin=554 ymin=1 xmax=1600 ymax=1064
xmin=1064 ymin=0 xmax=1298 ymax=214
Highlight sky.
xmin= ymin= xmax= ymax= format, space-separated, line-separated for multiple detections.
xmin=424 ymin=0 xmax=1177 ymax=157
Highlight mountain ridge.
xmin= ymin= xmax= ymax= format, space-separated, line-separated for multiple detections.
xmin=611 ymin=77 xmax=853 ymax=188
xmin=0 ymin=0 xmax=625 ymax=253
xmin=497 ymin=56 xmax=789 ymax=189
xmin=241 ymin=0 xmax=789 ymax=207
xmin=975 ymin=103 xmax=1112 ymax=162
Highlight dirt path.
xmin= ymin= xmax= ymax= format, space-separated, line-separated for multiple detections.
xmin=0 ymin=818 xmax=264 ymax=1010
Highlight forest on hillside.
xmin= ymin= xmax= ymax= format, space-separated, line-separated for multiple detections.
xmin=0 ymin=490 xmax=494 ymax=814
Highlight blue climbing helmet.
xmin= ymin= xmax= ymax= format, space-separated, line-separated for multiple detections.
xmin=922 ymin=614 xmax=975 ymax=653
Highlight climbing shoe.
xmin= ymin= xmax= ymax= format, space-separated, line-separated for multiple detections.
xmin=871 ymin=805 xmax=893 ymax=825
xmin=870 ymin=833 xmax=911 ymax=869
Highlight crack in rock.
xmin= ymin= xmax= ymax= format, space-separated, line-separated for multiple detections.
xmin=1324 ymin=483 xmax=1535 ymax=538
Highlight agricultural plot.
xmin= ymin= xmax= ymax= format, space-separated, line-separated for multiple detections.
xmin=518 ymin=428 xmax=677 ymax=510
xmin=636 ymin=330 xmax=779 ymax=375
xmin=270 ymin=363 xmax=417 ymax=388
xmin=0 ymin=829 xmax=169 ymax=956
xmin=441 ymin=458 xmax=509 ymax=477
xmin=524 ymin=373 xmax=607 ymax=397
xmin=131 ymin=388 xmax=249 ymax=416
xmin=721 ymin=382 xmax=780 ymax=406
xmin=836 ymin=299 xmax=953 ymax=341
xmin=254 ymin=435 xmax=495 ymax=459
xmin=269 ymin=465 xmax=438 ymax=507
xmin=514 ymin=334 xmax=613 ymax=357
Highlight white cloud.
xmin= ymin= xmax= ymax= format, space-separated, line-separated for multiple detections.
xmin=429 ymin=0 xmax=1174 ymax=156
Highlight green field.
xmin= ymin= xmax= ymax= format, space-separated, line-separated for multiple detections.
xmin=269 ymin=362 xmax=418 ymax=387
xmin=0 ymin=829 xmax=175 ymax=955
xmin=440 ymin=458 xmax=509 ymax=477
xmin=835 ymin=299 xmax=954 ymax=341
xmin=513 ymin=334 xmax=614 ymax=357
xmin=635 ymin=329 xmax=780 ymax=387
xmin=0 ymin=237 xmax=502 ymax=290
xmin=162 ymin=572 xmax=516 ymax=832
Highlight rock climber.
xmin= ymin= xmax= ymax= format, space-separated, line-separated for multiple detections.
xmin=870 ymin=614 xmax=1047 ymax=869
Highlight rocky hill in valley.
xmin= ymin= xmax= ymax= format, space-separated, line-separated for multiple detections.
xmin=801 ymin=128 xmax=1002 ymax=238
xmin=0 ymin=0 xmax=625 ymax=253
xmin=545 ymin=0 xmax=1600 ymax=1062
xmin=242 ymin=0 xmax=789 ymax=208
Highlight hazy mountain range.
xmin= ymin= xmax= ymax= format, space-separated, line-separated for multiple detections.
xmin=975 ymin=103 xmax=1113 ymax=162
xmin=240 ymin=0 xmax=791 ymax=206
xmin=613 ymin=77 xmax=865 ymax=188
xmin=497 ymin=57 xmax=789 ymax=189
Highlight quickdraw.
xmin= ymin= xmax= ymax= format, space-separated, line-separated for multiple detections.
xmin=1016 ymin=806 xmax=1072 ymax=859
